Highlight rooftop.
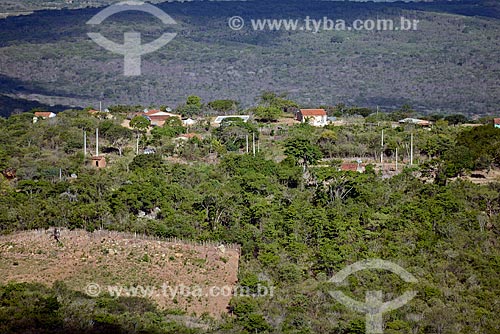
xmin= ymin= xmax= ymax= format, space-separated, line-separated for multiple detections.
xmin=300 ymin=109 xmax=326 ymax=116
xmin=34 ymin=111 xmax=55 ymax=118
xmin=214 ymin=115 xmax=250 ymax=123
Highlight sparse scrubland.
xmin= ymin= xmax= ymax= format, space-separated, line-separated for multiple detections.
xmin=0 ymin=101 xmax=499 ymax=333
xmin=1 ymin=0 xmax=499 ymax=332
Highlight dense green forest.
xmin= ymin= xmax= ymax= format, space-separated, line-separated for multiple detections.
xmin=0 ymin=103 xmax=499 ymax=333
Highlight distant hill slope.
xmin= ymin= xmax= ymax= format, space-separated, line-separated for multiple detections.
xmin=0 ymin=0 xmax=498 ymax=116
xmin=0 ymin=0 xmax=168 ymax=14
xmin=0 ymin=94 xmax=71 ymax=117
xmin=1 ymin=0 xmax=498 ymax=16
xmin=0 ymin=229 xmax=240 ymax=317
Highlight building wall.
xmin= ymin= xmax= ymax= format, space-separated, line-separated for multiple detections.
xmin=91 ymin=157 xmax=106 ymax=168
xmin=307 ymin=115 xmax=327 ymax=126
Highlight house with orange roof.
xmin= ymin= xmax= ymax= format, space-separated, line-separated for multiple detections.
xmin=34 ymin=111 xmax=56 ymax=118
xmin=493 ymin=118 xmax=500 ymax=128
xmin=296 ymin=109 xmax=327 ymax=127
xmin=143 ymin=109 xmax=182 ymax=127
xmin=33 ymin=111 xmax=56 ymax=123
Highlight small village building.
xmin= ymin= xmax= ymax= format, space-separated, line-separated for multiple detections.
xmin=91 ymin=156 xmax=106 ymax=168
xmin=340 ymin=162 xmax=364 ymax=173
xmin=398 ymin=118 xmax=431 ymax=127
xmin=493 ymin=118 xmax=500 ymax=128
xmin=213 ymin=115 xmax=250 ymax=125
xmin=143 ymin=109 xmax=182 ymax=127
xmin=182 ymin=118 xmax=197 ymax=126
xmin=33 ymin=111 xmax=56 ymax=123
xmin=296 ymin=109 xmax=327 ymax=127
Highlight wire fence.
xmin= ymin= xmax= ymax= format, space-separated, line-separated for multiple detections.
xmin=15 ymin=228 xmax=241 ymax=252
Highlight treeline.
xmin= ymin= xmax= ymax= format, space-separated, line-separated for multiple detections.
xmin=0 ymin=282 xmax=198 ymax=334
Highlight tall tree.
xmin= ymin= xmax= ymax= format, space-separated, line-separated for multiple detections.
xmin=186 ymin=95 xmax=202 ymax=109
xmin=130 ymin=116 xmax=150 ymax=132
xmin=253 ymin=106 xmax=282 ymax=122
xmin=130 ymin=116 xmax=150 ymax=155
xmin=284 ymin=137 xmax=322 ymax=169
xmin=259 ymin=91 xmax=298 ymax=112
xmin=102 ymin=124 xmax=133 ymax=156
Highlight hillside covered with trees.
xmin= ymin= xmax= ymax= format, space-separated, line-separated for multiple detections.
xmin=0 ymin=101 xmax=499 ymax=333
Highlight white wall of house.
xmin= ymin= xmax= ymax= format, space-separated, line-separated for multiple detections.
xmin=304 ymin=115 xmax=327 ymax=127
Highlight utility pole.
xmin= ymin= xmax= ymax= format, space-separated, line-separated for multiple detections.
xmin=410 ymin=133 xmax=414 ymax=166
xmin=252 ymin=132 xmax=256 ymax=156
xmin=136 ymin=133 xmax=140 ymax=155
xmin=99 ymin=101 xmax=102 ymax=113
xmin=83 ymin=130 xmax=87 ymax=156
xmin=395 ymin=147 xmax=398 ymax=171
xmin=380 ymin=129 xmax=384 ymax=165
xmin=246 ymin=135 xmax=249 ymax=154
xmin=95 ymin=128 xmax=99 ymax=156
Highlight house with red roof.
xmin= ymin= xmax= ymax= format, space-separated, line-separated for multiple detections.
xmin=340 ymin=162 xmax=365 ymax=173
xmin=33 ymin=111 xmax=56 ymax=123
xmin=34 ymin=111 xmax=56 ymax=118
xmin=493 ymin=118 xmax=500 ymax=128
xmin=143 ymin=109 xmax=182 ymax=127
xmin=296 ymin=109 xmax=327 ymax=127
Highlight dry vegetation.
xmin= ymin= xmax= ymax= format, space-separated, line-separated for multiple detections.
xmin=0 ymin=229 xmax=240 ymax=317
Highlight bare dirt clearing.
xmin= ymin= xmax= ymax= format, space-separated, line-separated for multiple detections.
xmin=0 ymin=229 xmax=240 ymax=317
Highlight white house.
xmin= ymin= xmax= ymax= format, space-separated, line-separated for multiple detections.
xmin=213 ymin=115 xmax=250 ymax=124
xmin=398 ymin=118 xmax=431 ymax=127
xmin=182 ymin=118 xmax=197 ymax=126
xmin=33 ymin=111 xmax=56 ymax=123
xmin=296 ymin=109 xmax=327 ymax=127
